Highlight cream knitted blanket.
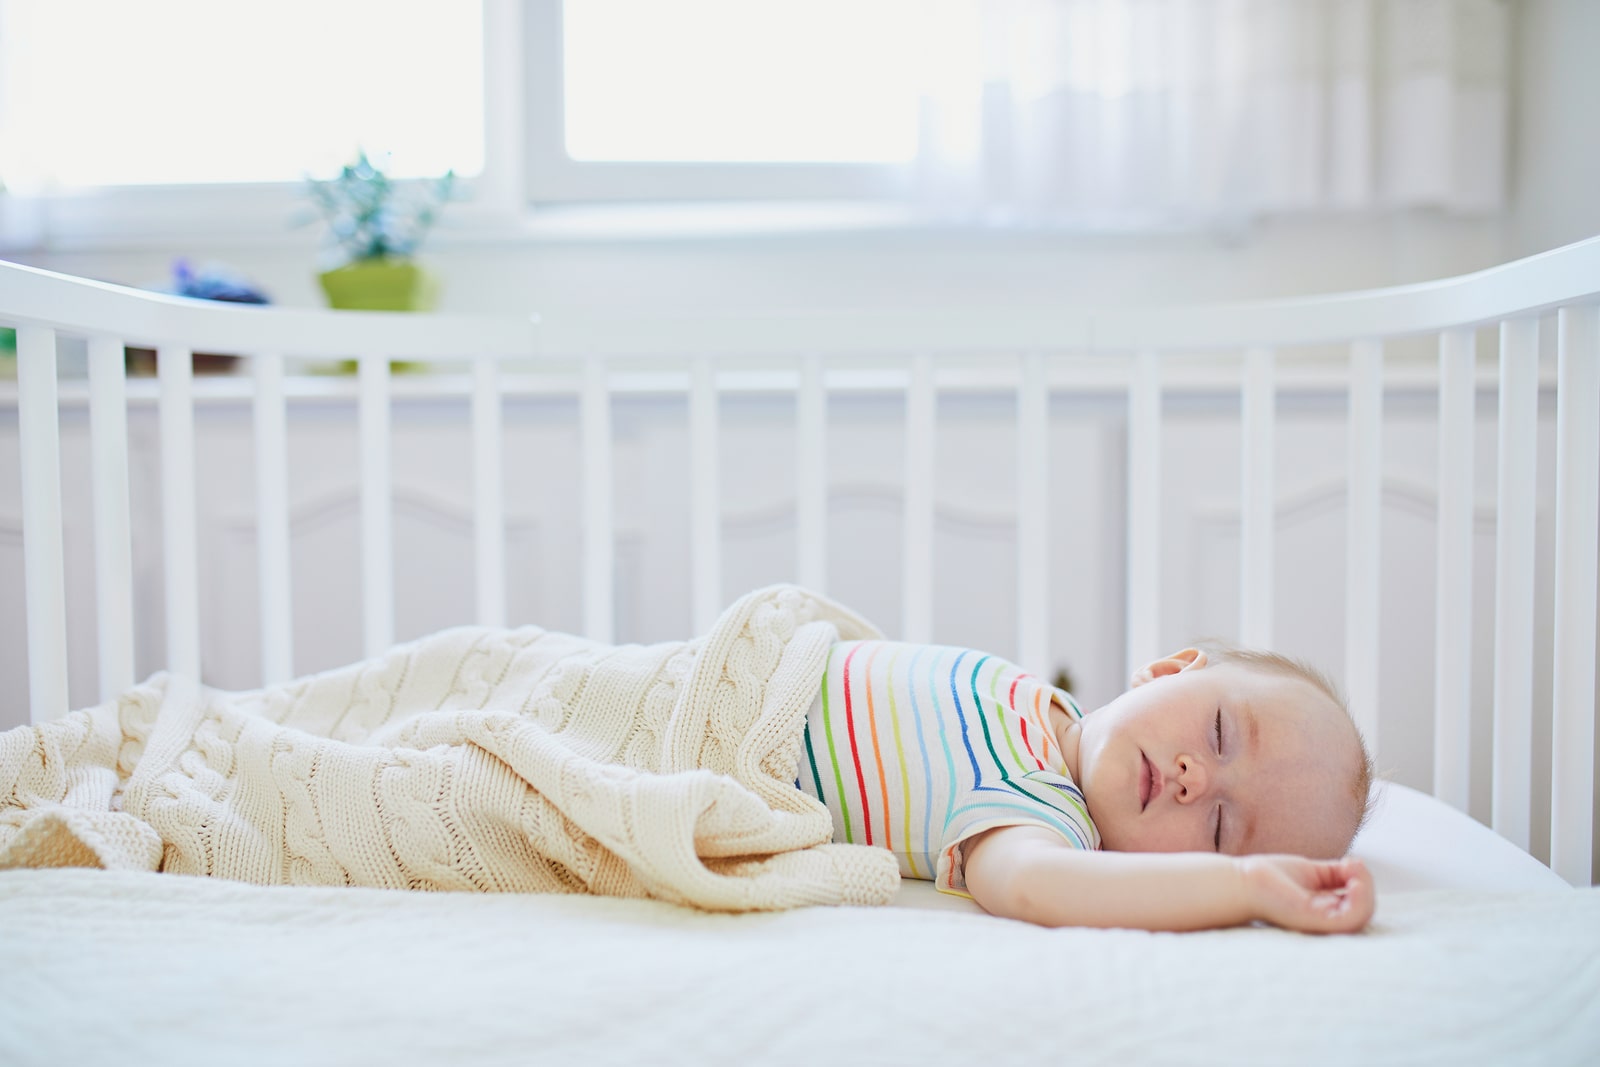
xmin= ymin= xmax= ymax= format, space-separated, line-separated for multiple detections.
xmin=0 ymin=585 xmax=901 ymax=910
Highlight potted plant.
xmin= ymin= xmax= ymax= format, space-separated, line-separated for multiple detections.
xmin=303 ymin=150 xmax=455 ymax=311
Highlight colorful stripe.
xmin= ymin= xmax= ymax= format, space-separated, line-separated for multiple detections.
xmin=930 ymin=649 xmax=960 ymax=834
xmin=948 ymin=650 xmax=983 ymax=785
xmin=840 ymin=644 xmax=873 ymax=845
xmin=862 ymin=644 xmax=893 ymax=852
xmin=803 ymin=718 xmax=825 ymax=799
xmin=907 ymin=645 xmax=937 ymax=866
xmin=1030 ymin=687 xmax=1053 ymax=764
xmin=819 ymin=644 xmax=855 ymax=843
xmin=884 ymin=648 xmax=922 ymax=879
xmin=993 ymin=665 xmax=1032 ymax=775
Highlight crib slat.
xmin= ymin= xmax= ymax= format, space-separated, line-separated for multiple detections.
xmin=903 ymin=354 xmax=935 ymax=643
xmin=88 ymin=335 xmax=136 ymax=701
xmin=689 ymin=356 xmax=722 ymax=633
xmin=796 ymin=354 xmax=827 ymax=593
xmin=16 ymin=327 xmax=69 ymax=723
xmin=1551 ymin=304 xmax=1599 ymax=885
xmin=1433 ymin=327 xmax=1475 ymax=812
xmin=1017 ymin=352 xmax=1048 ymax=674
xmin=1126 ymin=349 xmax=1162 ymax=681
xmin=1239 ymin=347 xmax=1275 ymax=647
xmin=253 ymin=352 xmax=293 ymax=683
xmin=1344 ymin=340 xmax=1383 ymax=758
xmin=358 ymin=355 xmax=394 ymax=656
xmin=581 ymin=356 xmax=614 ymax=643
xmin=472 ymin=356 xmax=506 ymax=629
xmin=1492 ymin=317 xmax=1538 ymax=849
xmin=158 ymin=345 xmax=202 ymax=679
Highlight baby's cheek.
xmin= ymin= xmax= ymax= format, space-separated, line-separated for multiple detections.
xmin=1115 ymin=814 xmax=1202 ymax=855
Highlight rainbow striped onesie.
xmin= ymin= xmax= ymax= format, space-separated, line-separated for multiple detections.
xmin=797 ymin=640 xmax=1100 ymax=897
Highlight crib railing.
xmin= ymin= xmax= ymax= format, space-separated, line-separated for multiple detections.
xmin=2 ymin=239 xmax=1598 ymax=885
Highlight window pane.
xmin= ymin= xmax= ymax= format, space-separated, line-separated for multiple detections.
xmin=0 ymin=0 xmax=483 ymax=188
xmin=563 ymin=0 xmax=918 ymax=164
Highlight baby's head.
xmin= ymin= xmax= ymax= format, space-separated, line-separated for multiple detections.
xmin=1067 ymin=645 xmax=1373 ymax=859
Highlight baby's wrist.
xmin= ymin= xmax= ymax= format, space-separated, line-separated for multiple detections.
xmin=1233 ymin=856 xmax=1269 ymax=914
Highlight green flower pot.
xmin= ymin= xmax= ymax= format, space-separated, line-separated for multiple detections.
xmin=318 ymin=259 xmax=439 ymax=311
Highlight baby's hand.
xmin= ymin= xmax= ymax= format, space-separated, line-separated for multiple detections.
xmin=1239 ymin=855 xmax=1374 ymax=934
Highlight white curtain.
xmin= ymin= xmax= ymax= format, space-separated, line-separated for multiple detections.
xmin=910 ymin=0 xmax=1509 ymax=227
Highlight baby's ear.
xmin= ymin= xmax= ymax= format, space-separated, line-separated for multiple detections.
xmin=1130 ymin=648 xmax=1208 ymax=688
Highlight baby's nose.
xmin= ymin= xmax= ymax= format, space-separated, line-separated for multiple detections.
xmin=1175 ymin=754 xmax=1210 ymax=802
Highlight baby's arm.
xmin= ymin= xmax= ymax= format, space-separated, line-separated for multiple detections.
xmin=961 ymin=825 xmax=1374 ymax=933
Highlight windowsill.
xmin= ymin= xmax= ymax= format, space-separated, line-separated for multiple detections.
xmin=0 ymin=179 xmax=941 ymax=255
xmin=0 ymin=184 xmax=1266 ymax=256
xmin=510 ymin=200 xmax=928 ymax=241
xmin=0 ymin=186 xmax=1504 ymax=258
xmin=4 ymin=195 xmax=1179 ymax=254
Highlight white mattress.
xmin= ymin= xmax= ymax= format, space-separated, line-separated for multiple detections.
xmin=1 ymin=785 xmax=1592 ymax=1065
xmin=1 ymin=867 xmax=1595 ymax=1066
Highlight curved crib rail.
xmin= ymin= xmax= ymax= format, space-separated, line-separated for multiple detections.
xmin=4 ymin=237 xmax=1599 ymax=355
xmin=2 ymin=238 xmax=1598 ymax=886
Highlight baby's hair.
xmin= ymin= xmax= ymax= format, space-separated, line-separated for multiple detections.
xmin=1194 ymin=642 xmax=1377 ymax=851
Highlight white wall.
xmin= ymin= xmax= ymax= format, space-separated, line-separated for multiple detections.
xmin=1510 ymin=0 xmax=1600 ymax=258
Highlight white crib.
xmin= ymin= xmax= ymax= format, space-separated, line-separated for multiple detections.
xmin=5 ymin=245 xmax=1600 ymax=1067
xmin=2 ymin=240 xmax=1598 ymax=894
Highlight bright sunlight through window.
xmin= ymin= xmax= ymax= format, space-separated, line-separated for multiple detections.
xmin=562 ymin=0 xmax=920 ymax=164
xmin=0 ymin=0 xmax=483 ymax=189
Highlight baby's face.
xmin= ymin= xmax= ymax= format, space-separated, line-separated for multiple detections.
xmin=1071 ymin=657 xmax=1362 ymax=858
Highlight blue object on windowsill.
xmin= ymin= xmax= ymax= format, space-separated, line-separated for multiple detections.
xmin=169 ymin=259 xmax=271 ymax=305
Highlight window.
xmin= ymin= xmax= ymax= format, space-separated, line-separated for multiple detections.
xmin=524 ymin=0 xmax=916 ymax=203
xmin=0 ymin=0 xmax=484 ymax=189
xmin=561 ymin=0 xmax=917 ymax=164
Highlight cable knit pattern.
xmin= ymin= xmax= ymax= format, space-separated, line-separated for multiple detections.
xmin=0 ymin=586 xmax=899 ymax=910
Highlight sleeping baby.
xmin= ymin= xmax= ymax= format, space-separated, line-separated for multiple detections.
xmin=801 ymin=639 xmax=1376 ymax=933
xmin=0 ymin=586 xmax=1374 ymax=933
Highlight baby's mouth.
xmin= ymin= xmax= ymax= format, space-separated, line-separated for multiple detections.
xmin=1140 ymin=752 xmax=1162 ymax=812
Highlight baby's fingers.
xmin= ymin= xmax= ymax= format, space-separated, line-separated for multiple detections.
xmin=1309 ymin=856 xmax=1369 ymax=891
xmin=1308 ymin=867 xmax=1375 ymax=933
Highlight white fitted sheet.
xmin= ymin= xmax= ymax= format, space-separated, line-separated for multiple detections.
xmin=0 ymin=775 xmax=1587 ymax=1065
xmin=1 ymin=867 xmax=1595 ymax=1067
